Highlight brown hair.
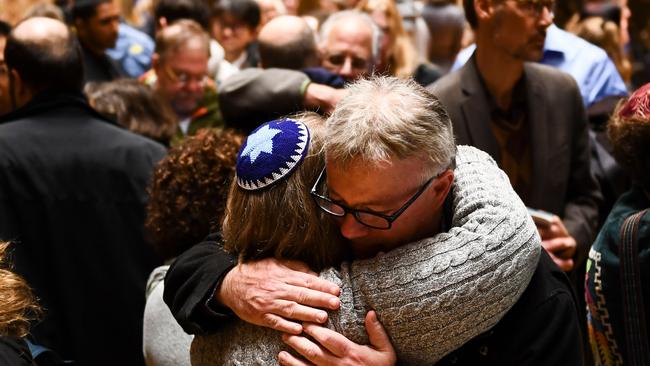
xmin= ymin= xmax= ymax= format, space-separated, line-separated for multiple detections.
xmin=0 ymin=242 xmax=41 ymax=338
xmin=145 ymin=128 xmax=244 ymax=260
xmin=222 ymin=113 xmax=345 ymax=271
xmin=85 ymin=79 xmax=178 ymax=146
xmin=357 ymin=0 xmax=419 ymax=78
xmin=608 ymin=83 xmax=650 ymax=191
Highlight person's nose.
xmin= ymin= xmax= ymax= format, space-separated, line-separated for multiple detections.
xmin=185 ymin=78 xmax=203 ymax=93
xmin=338 ymin=57 xmax=354 ymax=79
xmin=338 ymin=214 xmax=369 ymax=240
xmin=538 ymin=6 xmax=554 ymax=28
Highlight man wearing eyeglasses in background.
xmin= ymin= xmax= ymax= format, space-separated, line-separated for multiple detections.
xmin=140 ymin=19 xmax=223 ymax=145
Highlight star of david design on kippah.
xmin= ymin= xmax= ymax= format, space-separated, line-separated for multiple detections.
xmin=236 ymin=118 xmax=310 ymax=190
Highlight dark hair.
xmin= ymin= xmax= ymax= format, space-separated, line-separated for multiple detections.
xmin=72 ymin=0 xmax=112 ymax=21
xmin=463 ymin=0 xmax=478 ymax=28
xmin=5 ymin=27 xmax=84 ymax=93
xmin=259 ymin=24 xmax=317 ymax=69
xmin=0 ymin=21 xmax=11 ymax=37
xmin=85 ymin=79 xmax=178 ymax=146
xmin=211 ymin=0 xmax=261 ymax=29
xmin=145 ymin=128 xmax=243 ymax=260
xmin=154 ymin=0 xmax=211 ymax=30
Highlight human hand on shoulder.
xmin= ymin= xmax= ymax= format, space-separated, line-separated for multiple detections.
xmin=216 ymin=258 xmax=341 ymax=334
xmin=278 ymin=311 xmax=396 ymax=366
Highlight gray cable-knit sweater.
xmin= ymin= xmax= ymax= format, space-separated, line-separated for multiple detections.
xmin=191 ymin=146 xmax=541 ymax=365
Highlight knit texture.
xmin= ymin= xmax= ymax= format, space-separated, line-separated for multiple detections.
xmin=191 ymin=145 xmax=541 ymax=365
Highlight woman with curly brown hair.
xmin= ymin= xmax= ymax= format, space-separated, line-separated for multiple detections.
xmin=143 ymin=128 xmax=243 ymax=366
xmin=0 ymin=242 xmax=41 ymax=365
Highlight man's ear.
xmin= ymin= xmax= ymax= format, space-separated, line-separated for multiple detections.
xmin=431 ymin=169 xmax=454 ymax=208
xmin=158 ymin=17 xmax=168 ymax=29
xmin=9 ymin=68 xmax=32 ymax=110
xmin=474 ymin=0 xmax=494 ymax=23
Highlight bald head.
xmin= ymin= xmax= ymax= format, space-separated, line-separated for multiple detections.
xmin=258 ymin=15 xmax=318 ymax=69
xmin=6 ymin=16 xmax=83 ymax=97
xmin=13 ymin=17 xmax=70 ymax=56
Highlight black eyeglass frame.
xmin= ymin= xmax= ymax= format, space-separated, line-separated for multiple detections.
xmin=310 ymin=167 xmax=440 ymax=230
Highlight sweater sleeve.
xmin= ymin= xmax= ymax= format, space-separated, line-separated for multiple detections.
xmin=319 ymin=146 xmax=541 ymax=365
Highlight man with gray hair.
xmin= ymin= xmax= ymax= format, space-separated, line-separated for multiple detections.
xmin=163 ymin=76 xmax=581 ymax=364
xmin=318 ymin=10 xmax=381 ymax=81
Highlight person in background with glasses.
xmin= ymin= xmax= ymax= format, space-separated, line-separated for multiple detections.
xmin=162 ymin=77 xmax=579 ymax=365
xmin=140 ymin=19 xmax=224 ymax=145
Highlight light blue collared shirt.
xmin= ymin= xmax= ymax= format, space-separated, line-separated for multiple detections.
xmin=451 ymin=24 xmax=628 ymax=107
xmin=107 ymin=23 xmax=155 ymax=79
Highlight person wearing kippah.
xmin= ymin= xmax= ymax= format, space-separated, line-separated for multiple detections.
xmin=164 ymin=77 xmax=556 ymax=365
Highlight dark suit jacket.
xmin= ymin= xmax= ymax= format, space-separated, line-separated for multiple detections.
xmin=429 ymin=58 xmax=601 ymax=268
xmin=0 ymin=92 xmax=166 ymax=365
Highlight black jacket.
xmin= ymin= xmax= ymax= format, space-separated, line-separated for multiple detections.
xmin=0 ymin=92 xmax=166 ymax=365
xmin=436 ymin=251 xmax=584 ymax=365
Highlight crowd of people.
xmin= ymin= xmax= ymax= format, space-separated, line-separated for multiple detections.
xmin=0 ymin=0 xmax=648 ymax=365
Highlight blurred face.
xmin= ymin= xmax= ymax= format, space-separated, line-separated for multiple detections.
xmin=485 ymin=0 xmax=554 ymax=62
xmin=370 ymin=9 xmax=393 ymax=71
xmin=325 ymin=156 xmax=447 ymax=258
xmin=76 ymin=1 xmax=120 ymax=52
xmin=0 ymin=36 xmax=11 ymax=116
xmin=154 ymin=44 xmax=209 ymax=117
xmin=211 ymin=13 xmax=257 ymax=59
xmin=321 ymin=19 xmax=374 ymax=80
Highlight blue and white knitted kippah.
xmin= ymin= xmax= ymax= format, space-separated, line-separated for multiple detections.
xmin=236 ymin=118 xmax=310 ymax=190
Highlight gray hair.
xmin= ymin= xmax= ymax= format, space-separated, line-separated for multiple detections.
xmin=319 ymin=10 xmax=382 ymax=63
xmin=326 ymin=76 xmax=456 ymax=180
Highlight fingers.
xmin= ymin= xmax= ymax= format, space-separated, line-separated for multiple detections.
xmin=544 ymin=249 xmax=574 ymax=272
xmin=271 ymin=300 xmax=330 ymax=324
xmin=280 ymin=284 xmax=340 ymax=311
xmin=283 ymin=271 xmax=341 ymax=298
xmin=278 ymin=351 xmax=313 ymax=366
xmin=302 ymin=323 xmax=353 ymax=357
xmin=537 ymin=216 xmax=569 ymax=239
xmin=282 ymin=333 xmax=338 ymax=366
xmin=262 ymin=313 xmax=303 ymax=335
xmin=542 ymin=237 xmax=576 ymax=259
xmin=364 ymin=311 xmax=393 ymax=352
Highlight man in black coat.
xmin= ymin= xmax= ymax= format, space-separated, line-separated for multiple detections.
xmin=72 ymin=0 xmax=125 ymax=83
xmin=0 ymin=17 xmax=166 ymax=365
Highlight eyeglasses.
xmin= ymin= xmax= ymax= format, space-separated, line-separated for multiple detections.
xmin=507 ymin=0 xmax=555 ymax=18
xmin=310 ymin=167 xmax=439 ymax=230
xmin=164 ymin=66 xmax=209 ymax=88
xmin=324 ymin=53 xmax=369 ymax=71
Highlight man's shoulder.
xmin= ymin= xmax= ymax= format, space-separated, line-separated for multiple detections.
xmin=427 ymin=68 xmax=463 ymax=97
xmin=0 ymin=107 xmax=165 ymax=158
